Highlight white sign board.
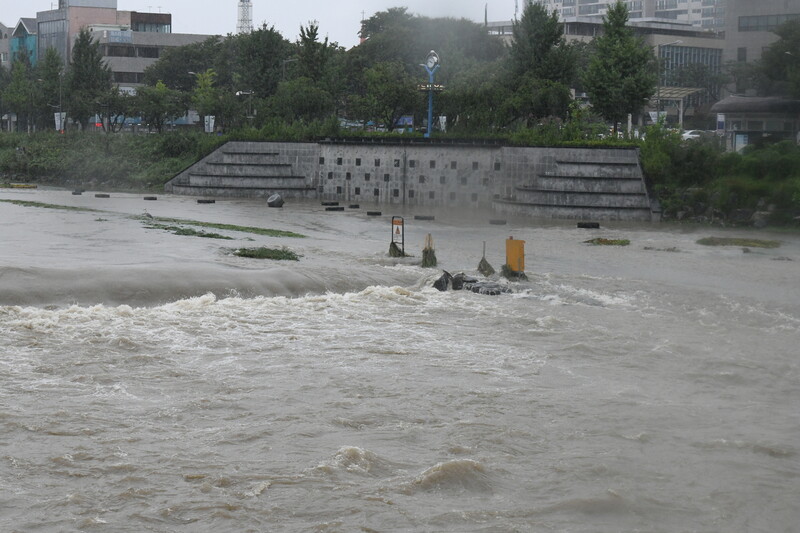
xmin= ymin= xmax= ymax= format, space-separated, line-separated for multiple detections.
xmin=54 ymin=112 xmax=66 ymax=132
xmin=204 ymin=115 xmax=216 ymax=133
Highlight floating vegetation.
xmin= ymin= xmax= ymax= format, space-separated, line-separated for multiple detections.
xmin=697 ymin=237 xmax=780 ymax=249
xmin=644 ymin=246 xmax=680 ymax=252
xmin=0 ymin=199 xmax=101 ymax=213
xmin=1 ymin=183 xmax=37 ymax=189
xmin=233 ymin=247 xmax=300 ymax=261
xmin=138 ymin=216 xmax=306 ymax=239
xmin=144 ymin=222 xmax=233 ymax=240
xmin=585 ymin=238 xmax=631 ymax=246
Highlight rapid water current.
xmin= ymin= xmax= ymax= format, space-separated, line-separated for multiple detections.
xmin=1 ymin=189 xmax=798 ymax=532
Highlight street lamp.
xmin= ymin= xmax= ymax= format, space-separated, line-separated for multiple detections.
xmin=236 ymin=90 xmax=254 ymax=121
xmin=282 ymin=58 xmax=298 ymax=81
xmin=655 ymin=40 xmax=683 ymax=122
xmin=420 ymin=50 xmax=440 ymax=139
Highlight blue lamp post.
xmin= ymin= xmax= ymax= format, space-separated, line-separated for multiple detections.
xmin=421 ymin=50 xmax=440 ymax=138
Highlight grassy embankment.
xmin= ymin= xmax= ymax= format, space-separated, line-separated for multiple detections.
xmin=2 ymin=126 xmax=799 ymax=227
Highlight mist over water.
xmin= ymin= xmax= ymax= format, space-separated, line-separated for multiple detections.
xmin=1 ymin=189 xmax=798 ymax=531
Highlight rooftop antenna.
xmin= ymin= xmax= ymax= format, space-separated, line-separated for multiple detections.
xmin=515 ymin=0 xmax=519 ymax=19
xmin=238 ymin=0 xmax=254 ymax=34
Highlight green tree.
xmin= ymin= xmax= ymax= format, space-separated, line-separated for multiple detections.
xmin=35 ymin=48 xmax=65 ymax=131
xmin=143 ymin=37 xmax=225 ymax=91
xmin=505 ymin=2 xmax=577 ymax=122
xmin=297 ymin=23 xmax=330 ymax=83
xmin=235 ymin=25 xmax=293 ymax=98
xmin=583 ymin=1 xmax=656 ymax=134
xmin=439 ymin=61 xmax=513 ymax=132
xmin=267 ymin=77 xmax=334 ymax=122
xmin=191 ymin=68 xmax=220 ymax=125
xmin=0 ymin=65 xmax=10 ymax=131
xmin=134 ymin=80 xmax=187 ymax=133
xmin=67 ymin=28 xmax=112 ymax=130
xmin=761 ymin=19 xmax=800 ymax=97
xmin=4 ymin=60 xmax=34 ymax=132
xmin=96 ymin=86 xmax=134 ymax=133
xmin=510 ymin=2 xmax=575 ymax=84
xmin=675 ymin=63 xmax=728 ymax=102
xmin=362 ymin=61 xmax=418 ymax=129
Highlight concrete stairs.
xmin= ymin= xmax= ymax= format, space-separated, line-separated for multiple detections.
xmin=165 ymin=142 xmax=317 ymax=198
xmin=496 ymin=153 xmax=654 ymax=221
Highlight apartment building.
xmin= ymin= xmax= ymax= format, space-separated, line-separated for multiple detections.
xmin=1 ymin=0 xmax=211 ymax=93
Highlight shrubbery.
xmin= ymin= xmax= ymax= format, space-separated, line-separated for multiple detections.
xmin=2 ymin=124 xmax=799 ymax=226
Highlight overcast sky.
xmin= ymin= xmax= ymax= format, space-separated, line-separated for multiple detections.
xmin=3 ymin=1 xmax=519 ymax=48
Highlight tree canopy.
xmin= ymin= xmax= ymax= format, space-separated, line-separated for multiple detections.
xmin=583 ymin=1 xmax=656 ymax=133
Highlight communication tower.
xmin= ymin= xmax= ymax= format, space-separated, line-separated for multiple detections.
xmin=237 ymin=0 xmax=253 ymax=34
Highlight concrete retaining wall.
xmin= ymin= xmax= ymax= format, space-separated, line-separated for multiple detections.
xmin=164 ymin=140 xmax=655 ymax=221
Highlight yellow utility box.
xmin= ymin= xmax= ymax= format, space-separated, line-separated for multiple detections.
xmin=505 ymin=237 xmax=526 ymax=273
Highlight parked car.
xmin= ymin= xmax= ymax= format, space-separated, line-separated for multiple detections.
xmin=681 ymin=129 xmax=703 ymax=141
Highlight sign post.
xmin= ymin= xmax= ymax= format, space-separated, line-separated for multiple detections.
xmin=390 ymin=216 xmax=405 ymax=257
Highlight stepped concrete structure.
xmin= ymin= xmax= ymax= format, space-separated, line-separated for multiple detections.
xmin=166 ymin=142 xmax=319 ymax=198
xmin=495 ymin=147 xmax=655 ymax=221
xmin=165 ymin=140 xmax=656 ymax=222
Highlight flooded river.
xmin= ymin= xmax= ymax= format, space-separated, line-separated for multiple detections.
xmin=1 ymin=189 xmax=798 ymax=532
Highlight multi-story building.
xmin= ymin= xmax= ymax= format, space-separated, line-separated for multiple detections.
xmin=34 ymin=0 xmax=209 ymax=93
xmin=2 ymin=0 xmax=210 ymax=94
xmin=724 ymin=0 xmax=800 ymax=64
xmin=0 ymin=23 xmax=11 ymax=69
xmin=10 ymin=18 xmax=38 ymax=65
xmin=532 ymin=0 xmax=725 ymax=30
xmin=488 ymin=16 xmax=724 ymax=88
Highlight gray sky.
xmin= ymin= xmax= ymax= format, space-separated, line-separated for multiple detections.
xmin=3 ymin=1 xmax=518 ymax=48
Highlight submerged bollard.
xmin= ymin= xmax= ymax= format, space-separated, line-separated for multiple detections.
xmin=421 ymin=234 xmax=437 ymax=268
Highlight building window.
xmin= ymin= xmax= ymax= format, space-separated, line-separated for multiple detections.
xmin=327 ymin=172 xmax=333 ymax=179
xmin=419 ymin=176 xmax=426 ymax=184
xmin=375 ymin=159 xmax=381 ymax=167
xmin=393 ymin=189 xmax=400 ymax=197
xmin=430 ymin=160 xmax=436 ymax=169
xmin=319 ymin=157 xmax=325 ymax=164
xmin=439 ymin=176 xmax=446 ymax=184
xmin=409 ymin=159 xmax=416 ymax=168
xmin=449 ymin=192 xmax=457 ymax=201
xmin=471 ymin=193 xmax=478 ymax=202
xmin=429 ymin=191 xmax=435 ymax=199
xmin=461 ymin=177 xmax=468 ymax=185
xmin=365 ymin=173 xmax=371 ymax=181
xmin=409 ymin=189 xmax=415 ymax=198
xmin=384 ymin=174 xmax=390 ymax=182
xmin=336 ymin=186 xmax=342 ymax=194
xmin=355 ymin=187 xmax=361 ymax=195
xmin=494 ymin=161 xmax=502 ymax=171
xmin=394 ymin=159 xmax=401 ymax=167
xmin=451 ymin=161 xmax=457 ymax=169
xmin=137 ymin=46 xmax=160 ymax=58
xmin=356 ymin=158 xmax=361 ymax=166
xmin=374 ymin=188 xmax=380 ymax=196
xmin=737 ymin=47 xmax=747 ymax=62
xmin=483 ymin=178 xmax=490 ymax=187
xmin=346 ymin=172 xmax=352 ymax=180
xmin=473 ymin=162 xmax=479 ymax=170
xmin=337 ymin=157 xmax=343 ymax=165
